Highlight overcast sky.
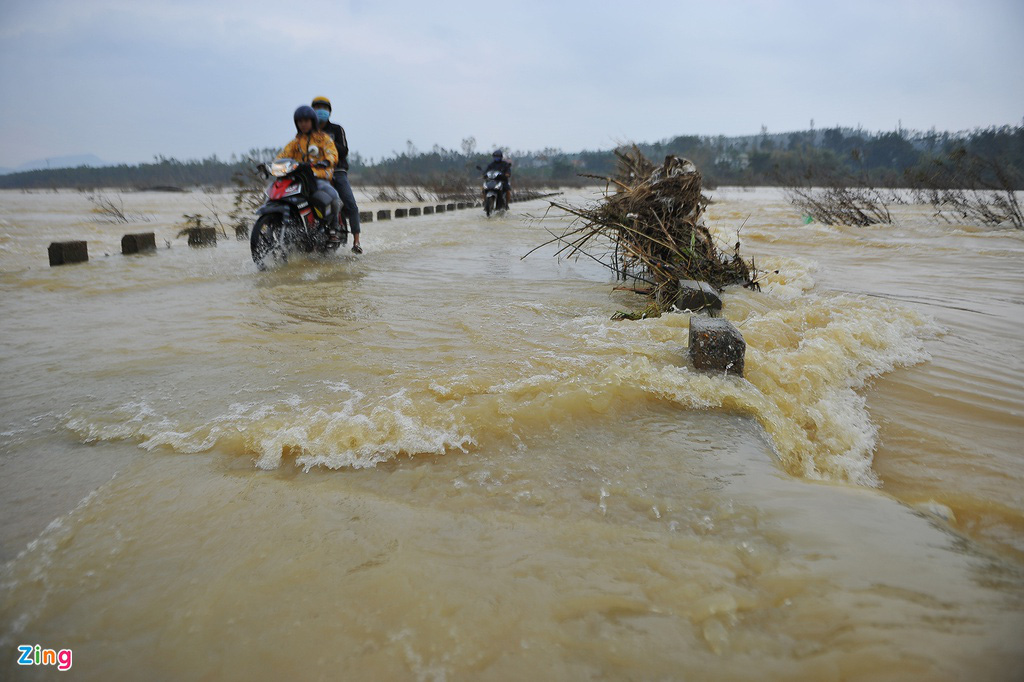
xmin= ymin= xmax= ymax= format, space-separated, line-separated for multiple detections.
xmin=1 ymin=0 xmax=1022 ymax=167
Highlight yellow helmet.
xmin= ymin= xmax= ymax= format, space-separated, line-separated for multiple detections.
xmin=311 ymin=96 xmax=332 ymax=112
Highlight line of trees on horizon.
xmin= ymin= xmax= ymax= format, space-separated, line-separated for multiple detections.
xmin=1 ymin=125 xmax=1021 ymax=192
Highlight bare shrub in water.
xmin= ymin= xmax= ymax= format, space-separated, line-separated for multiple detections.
xmin=87 ymin=193 xmax=150 ymax=224
xmin=199 ymin=187 xmax=230 ymax=237
xmin=422 ymin=171 xmax=476 ymax=202
xmin=512 ymin=189 xmax=561 ymax=203
xmin=908 ymin=148 xmax=1023 ymax=230
xmin=229 ymin=149 xmax=278 ymax=240
xmin=780 ymin=164 xmax=895 ymax=226
xmin=369 ymin=168 xmax=562 ymax=205
xmin=366 ymin=170 xmax=411 ymax=202
xmin=408 ymin=173 xmax=560 ymax=203
xmin=408 ymin=185 xmax=427 ymax=202
xmin=176 ymin=214 xmax=209 ymax=237
xmin=783 ymin=184 xmax=895 ymax=226
xmin=529 ymin=146 xmax=756 ymax=308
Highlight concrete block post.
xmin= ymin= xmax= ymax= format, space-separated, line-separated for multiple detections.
xmin=688 ymin=317 xmax=745 ymax=376
xmin=377 ymin=210 xmax=392 ymax=220
xmin=671 ymin=280 xmax=722 ymax=313
xmin=394 ymin=208 xmax=408 ymax=218
xmin=359 ymin=211 xmax=373 ymax=223
xmin=423 ymin=206 xmax=434 ymax=215
xmin=48 ymin=241 xmax=88 ymax=266
xmin=446 ymin=203 xmax=456 ymax=211
xmin=457 ymin=202 xmax=466 ymax=209
xmin=121 ymin=232 xmax=156 ymax=255
xmin=409 ymin=207 xmax=422 ymax=217
xmin=187 ymin=227 xmax=218 ymax=247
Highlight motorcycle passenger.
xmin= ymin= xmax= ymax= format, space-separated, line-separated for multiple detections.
xmin=312 ymin=96 xmax=362 ymax=254
xmin=280 ymin=105 xmax=343 ymax=241
xmin=484 ymin=150 xmax=512 ymax=208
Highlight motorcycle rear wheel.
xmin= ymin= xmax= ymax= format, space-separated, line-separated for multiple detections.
xmin=251 ymin=214 xmax=289 ymax=269
xmin=484 ymin=195 xmax=494 ymax=217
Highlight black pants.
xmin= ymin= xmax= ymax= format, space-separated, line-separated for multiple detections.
xmin=331 ymin=172 xmax=360 ymax=234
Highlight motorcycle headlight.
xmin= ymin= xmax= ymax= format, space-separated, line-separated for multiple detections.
xmin=270 ymin=158 xmax=299 ymax=177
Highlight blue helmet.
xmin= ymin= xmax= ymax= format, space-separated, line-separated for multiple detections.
xmin=493 ymin=149 xmax=503 ymax=160
xmin=293 ymin=105 xmax=317 ymax=132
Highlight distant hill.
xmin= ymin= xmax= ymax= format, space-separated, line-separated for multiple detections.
xmin=0 ymin=153 xmax=111 ymax=175
xmin=1 ymin=125 xmax=1021 ymax=190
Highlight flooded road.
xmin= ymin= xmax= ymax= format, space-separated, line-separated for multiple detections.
xmin=1 ymin=187 xmax=1022 ymax=679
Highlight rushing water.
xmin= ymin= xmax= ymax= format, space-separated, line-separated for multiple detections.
xmin=1 ymin=187 xmax=1022 ymax=680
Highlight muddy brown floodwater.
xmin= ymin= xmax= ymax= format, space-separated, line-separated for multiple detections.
xmin=1 ymin=187 xmax=1022 ymax=680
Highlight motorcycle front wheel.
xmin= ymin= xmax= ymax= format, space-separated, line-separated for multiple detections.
xmin=250 ymin=214 xmax=289 ymax=269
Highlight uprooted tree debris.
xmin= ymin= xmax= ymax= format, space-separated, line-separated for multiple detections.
xmin=528 ymin=146 xmax=759 ymax=316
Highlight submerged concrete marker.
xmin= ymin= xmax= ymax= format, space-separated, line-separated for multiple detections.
xmin=446 ymin=203 xmax=456 ymax=211
xmin=48 ymin=241 xmax=88 ymax=266
xmin=409 ymin=207 xmax=422 ymax=217
xmin=673 ymin=279 xmax=722 ymax=313
xmin=423 ymin=206 xmax=434 ymax=215
xmin=435 ymin=205 xmax=446 ymax=213
xmin=187 ymin=227 xmax=217 ymax=247
xmin=394 ymin=208 xmax=408 ymax=218
xmin=377 ymin=209 xmax=392 ymax=220
xmin=359 ymin=211 xmax=373 ymax=223
xmin=688 ymin=317 xmax=745 ymax=376
xmin=457 ymin=202 xmax=466 ymax=209
xmin=121 ymin=232 xmax=156 ymax=255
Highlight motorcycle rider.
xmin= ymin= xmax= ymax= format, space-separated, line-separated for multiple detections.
xmin=483 ymin=150 xmax=512 ymax=209
xmin=312 ymin=96 xmax=362 ymax=254
xmin=280 ymin=105 xmax=343 ymax=241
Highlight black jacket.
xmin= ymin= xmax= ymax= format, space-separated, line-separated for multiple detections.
xmin=485 ymin=159 xmax=511 ymax=178
xmin=320 ymin=121 xmax=350 ymax=173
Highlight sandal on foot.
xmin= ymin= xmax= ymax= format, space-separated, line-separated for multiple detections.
xmin=352 ymin=244 xmax=363 ymax=254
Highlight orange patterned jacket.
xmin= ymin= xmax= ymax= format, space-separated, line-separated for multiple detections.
xmin=280 ymin=131 xmax=338 ymax=180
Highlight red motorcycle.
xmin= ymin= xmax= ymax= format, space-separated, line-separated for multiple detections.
xmin=250 ymin=158 xmax=345 ymax=268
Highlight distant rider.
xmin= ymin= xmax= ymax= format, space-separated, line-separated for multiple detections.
xmin=312 ymin=96 xmax=362 ymax=254
xmin=280 ymin=105 xmax=343 ymax=240
xmin=484 ymin=150 xmax=512 ymax=208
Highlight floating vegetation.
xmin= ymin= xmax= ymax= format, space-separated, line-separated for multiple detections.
xmin=528 ymin=146 xmax=756 ymax=308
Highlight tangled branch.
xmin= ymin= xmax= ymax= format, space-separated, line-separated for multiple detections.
xmin=527 ymin=146 xmax=756 ymax=307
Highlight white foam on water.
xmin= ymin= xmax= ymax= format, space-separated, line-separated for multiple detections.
xmin=550 ymin=289 xmax=938 ymax=485
xmin=749 ymin=255 xmax=817 ymax=300
xmin=64 ymin=387 xmax=475 ymax=472
xmin=58 ymin=280 xmax=937 ymax=487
